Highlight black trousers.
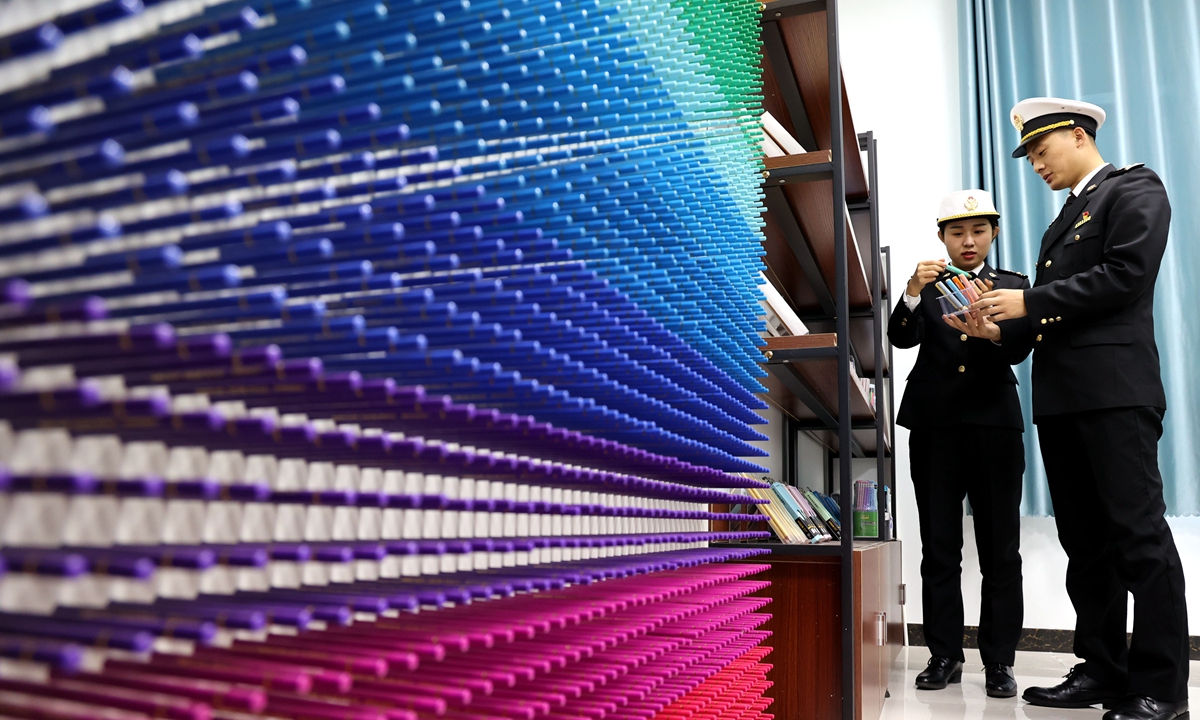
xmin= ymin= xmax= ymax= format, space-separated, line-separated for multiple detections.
xmin=910 ymin=426 xmax=1024 ymax=665
xmin=1037 ymin=407 xmax=1189 ymax=701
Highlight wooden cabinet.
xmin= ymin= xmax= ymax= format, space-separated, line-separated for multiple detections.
xmin=746 ymin=541 xmax=902 ymax=720
xmin=855 ymin=541 xmax=903 ymax=720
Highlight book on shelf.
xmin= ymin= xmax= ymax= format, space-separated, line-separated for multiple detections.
xmin=747 ymin=486 xmax=809 ymax=544
xmin=759 ymin=272 xmax=808 ymax=338
xmin=770 ymin=482 xmax=827 ymax=543
xmin=761 ymin=110 xmax=807 ymax=155
xmin=802 ymin=488 xmax=842 ymax=540
xmin=741 ymin=479 xmax=863 ymax=544
xmin=782 ymin=484 xmax=831 ymax=542
xmin=820 ymin=491 xmax=842 ymax=522
xmin=847 ymin=356 xmax=878 ymax=413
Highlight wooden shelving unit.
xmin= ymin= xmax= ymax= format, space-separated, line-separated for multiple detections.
xmin=714 ymin=1 xmax=903 ymax=719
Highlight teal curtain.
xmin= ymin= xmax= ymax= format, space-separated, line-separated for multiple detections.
xmin=959 ymin=0 xmax=1200 ymax=516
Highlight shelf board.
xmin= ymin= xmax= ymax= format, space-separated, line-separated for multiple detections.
xmin=762 ymin=151 xmax=832 ymax=184
xmin=760 ymin=0 xmax=827 ymax=21
xmin=710 ymin=541 xmax=845 ymax=557
xmin=761 ymin=332 xmax=838 ymax=361
xmin=710 ymin=540 xmax=895 ymax=557
xmin=763 ymin=5 xmax=870 ymax=201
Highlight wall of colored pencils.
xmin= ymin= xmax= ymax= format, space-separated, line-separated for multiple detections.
xmin=0 ymin=0 xmax=776 ymax=716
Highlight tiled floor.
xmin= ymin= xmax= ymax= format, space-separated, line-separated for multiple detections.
xmin=881 ymin=646 xmax=1200 ymax=719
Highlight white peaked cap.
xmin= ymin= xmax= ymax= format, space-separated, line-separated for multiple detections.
xmin=938 ymin=189 xmax=999 ymax=225
xmin=1009 ymin=97 xmax=1106 ymax=157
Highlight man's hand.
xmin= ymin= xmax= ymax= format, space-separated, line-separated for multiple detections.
xmin=969 ymin=288 xmax=1028 ymax=322
xmin=943 ymin=308 xmax=1002 ymax=341
xmin=907 ymin=259 xmax=947 ymax=297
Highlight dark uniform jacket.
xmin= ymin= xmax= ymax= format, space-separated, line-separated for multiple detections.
xmin=888 ymin=263 xmax=1033 ymax=430
xmin=1021 ymin=163 xmax=1169 ymax=418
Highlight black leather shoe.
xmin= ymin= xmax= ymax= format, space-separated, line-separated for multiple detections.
xmin=984 ymin=664 xmax=1017 ymax=698
xmin=1103 ymin=696 xmax=1189 ymax=720
xmin=915 ymin=656 xmax=963 ymax=690
xmin=1022 ymin=666 xmax=1122 ymax=708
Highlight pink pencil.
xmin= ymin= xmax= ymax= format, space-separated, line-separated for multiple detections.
xmin=198 ymin=643 xmax=387 ymax=679
xmin=252 ymin=635 xmax=423 ymax=672
xmin=352 ymin=677 xmax=472 ymax=707
xmin=0 ymin=677 xmax=210 ymax=720
xmin=262 ymin=692 xmax=389 ymax=720
xmin=183 ymin=653 xmax=352 ymax=695
xmin=104 ymin=656 xmax=313 ymax=695
xmin=54 ymin=669 xmax=267 ymax=713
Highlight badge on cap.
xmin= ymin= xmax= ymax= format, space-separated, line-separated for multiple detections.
xmin=1008 ymin=97 xmax=1106 ymax=158
xmin=937 ymin=189 xmax=999 ymax=226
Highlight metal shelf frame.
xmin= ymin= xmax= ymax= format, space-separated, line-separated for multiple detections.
xmin=756 ymin=1 xmax=899 ymax=718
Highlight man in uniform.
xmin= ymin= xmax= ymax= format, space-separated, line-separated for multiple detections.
xmin=889 ymin=190 xmax=1031 ymax=699
xmin=957 ymin=98 xmax=1188 ymax=720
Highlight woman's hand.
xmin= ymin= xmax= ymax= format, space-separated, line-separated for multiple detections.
xmin=907 ymin=259 xmax=947 ymax=297
xmin=943 ymin=308 xmax=1002 ymax=342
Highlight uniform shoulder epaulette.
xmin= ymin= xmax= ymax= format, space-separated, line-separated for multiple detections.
xmin=1109 ymin=162 xmax=1146 ymax=177
xmin=996 ymin=268 xmax=1027 ymax=278
xmin=1085 ymin=163 xmax=1146 ymax=193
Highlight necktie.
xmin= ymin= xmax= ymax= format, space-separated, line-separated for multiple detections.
xmin=1056 ymin=192 xmax=1077 ymax=223
xmin=1045 ymin=192 xmax=1078 ymax=240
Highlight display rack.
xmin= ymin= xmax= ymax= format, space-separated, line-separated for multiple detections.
xmin=714 ymin=0 xmax=902 ymax=718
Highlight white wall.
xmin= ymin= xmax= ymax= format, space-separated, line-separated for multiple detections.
xmin=839 ymin=0 xmax=1200 ymax=637
xmin=838 ymin=0 xmax=964 ymax=633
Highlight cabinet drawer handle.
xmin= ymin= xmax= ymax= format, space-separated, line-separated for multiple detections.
xmin=876 ymin=612 xmax=887 ymax=646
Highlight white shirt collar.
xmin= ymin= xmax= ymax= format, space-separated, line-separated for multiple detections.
xmin=1072 ymin=162 xmax=1109 ymax=197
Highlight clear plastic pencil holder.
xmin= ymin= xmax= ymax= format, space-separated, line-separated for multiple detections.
xmin=937 ymin=295 xmax=971 ymax=317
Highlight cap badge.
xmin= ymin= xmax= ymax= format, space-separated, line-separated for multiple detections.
xmin=964 ymin=196 xmax=979 ymax=211
xmin=1012 ymin=113 xmax=1024 ymax=133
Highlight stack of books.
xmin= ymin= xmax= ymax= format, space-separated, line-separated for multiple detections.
xmin=748 ymin=482 xmax=842 ymax=544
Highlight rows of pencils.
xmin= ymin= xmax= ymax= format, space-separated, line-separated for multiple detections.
xmin=0 ymin=0 xmax=775 ymax=715
xmin=0 ymin=561 xmax=774 ymax=720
